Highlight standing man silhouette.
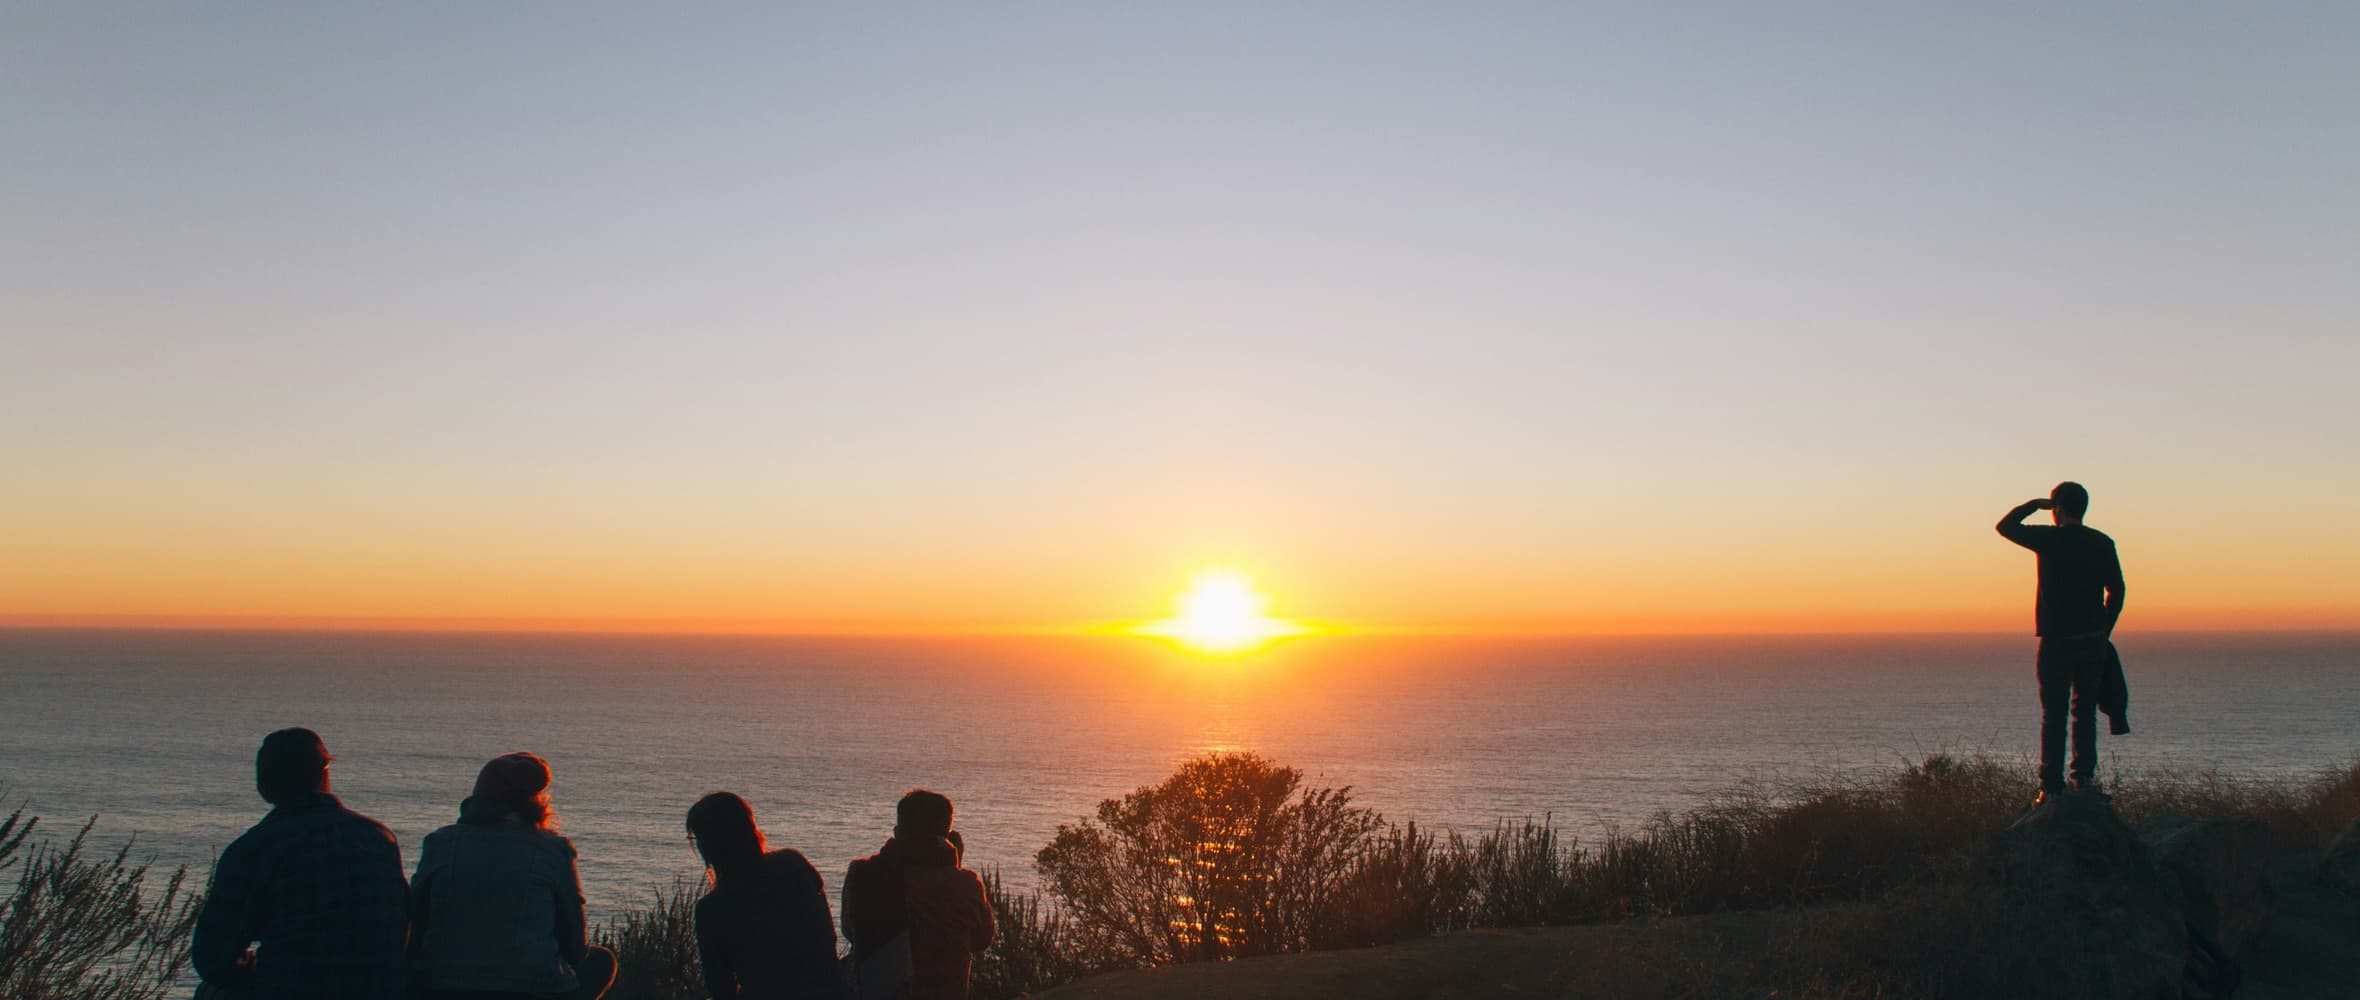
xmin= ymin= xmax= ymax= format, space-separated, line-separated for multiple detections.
xmin=1998 ymin=482 xmax=2127 ymax=805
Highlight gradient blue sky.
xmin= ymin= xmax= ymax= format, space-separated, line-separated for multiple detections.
xmin=4 ymin=5 xmax=2355 ymax=629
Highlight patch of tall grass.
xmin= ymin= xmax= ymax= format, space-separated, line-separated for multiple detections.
xmin=2109 ymin=759 xmax=2360 ymax=846
xmin=592 ymin=880 xmax=704 ymax=1000
xmin=972 ymin=868 xmax=1099 ymax=999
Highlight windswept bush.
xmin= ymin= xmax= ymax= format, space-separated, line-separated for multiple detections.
xmin=0 ymin=800 xmax=202 ymax=1000
xmin=1316 ymin=820 xmax=1477 ymax=948
xmin=593 ymin=880 xmax=704 ymax=1000
xmin=1467 ymin=818 xmax=1570 ymax=926
xmin=971 ymin=869 xmax=1099 ymax=999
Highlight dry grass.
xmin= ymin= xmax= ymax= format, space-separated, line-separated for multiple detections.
xmin=592 ymin=880 xmax=705 ymax=1000
xmin=973 ymin=868 xmax=1102 ymax=999
xmin=1317 ymin=820 xmax=1479 ymax=946
xmin=2110 ymin=759 xmax=2360 ymax=848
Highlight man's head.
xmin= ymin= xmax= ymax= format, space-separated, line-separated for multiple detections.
xmin=895 ymin=788 xmax=954 ymax=840
xmin=255 ymin=727 xmax=333 ymax=804
xmin=2051 ymin=481 xmax=2090 ymax=524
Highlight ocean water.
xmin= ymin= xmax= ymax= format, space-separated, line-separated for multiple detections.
xmin=1 ymin=628 xmax=2355 ymax=918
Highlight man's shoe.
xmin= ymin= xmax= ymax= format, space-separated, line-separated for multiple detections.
xmin=2068 ymin=779 xmax=2112 ymax=803
xmin=2033 ymin=787 xmax=2065 ymax=807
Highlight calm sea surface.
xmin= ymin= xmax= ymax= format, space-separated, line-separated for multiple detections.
xmin=2 ymin=629 xmax=2355 ymax=918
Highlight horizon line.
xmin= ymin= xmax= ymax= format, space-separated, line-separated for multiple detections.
xmin=3 ymin=612 xmax=2355 ymax=639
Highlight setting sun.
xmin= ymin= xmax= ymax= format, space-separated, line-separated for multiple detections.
xmin=1133 ymin=570 xmax=1311 ymax=654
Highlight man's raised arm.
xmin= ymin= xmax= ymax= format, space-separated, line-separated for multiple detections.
xmin=1996 ymin=498 xmax=2049 ymax=549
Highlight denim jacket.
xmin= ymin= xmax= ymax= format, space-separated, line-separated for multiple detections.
xmin=409 ymin=820 xmax=589 ymax=994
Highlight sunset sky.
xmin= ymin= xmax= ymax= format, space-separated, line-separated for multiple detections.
xmin=4 ymin=6 xmax=2355 ymax=633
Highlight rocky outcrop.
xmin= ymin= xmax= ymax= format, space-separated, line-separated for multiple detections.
xmin=1982 ymin=793 xmax=2189 ymax=1000
xmin=2140 ymin=816 xmax=2273 ymax=998
xmin=1976 ymin=797 xmax=2288 ymax=1000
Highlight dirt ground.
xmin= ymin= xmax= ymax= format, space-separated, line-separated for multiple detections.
xmin=1041 ymin=853 xmax=2360 ymax=1000
xmin=1036 ymin=911 xmax=1793 ymax=1000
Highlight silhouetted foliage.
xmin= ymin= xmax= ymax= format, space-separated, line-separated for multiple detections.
xmin=971 ymin=868 xmax=1098 ymax=999
xmin=2111 ymin=758 xmax=2360 ymax=846
xmin=593 ymin=880 xmax=705 ymax=1000
xmin=0 ymin=797 xmax=202 ymax=1000
xmin=1035 ymin=752 xmax=1384 ymax=965
xmin=1549 ymin=754 xmax=2028 ymax=921
xmin=610 ymin=753 xmax=2360 ymax=999
xmin=1315 ymin=820 xmax=1476 ymax=948
xmin=1469 ymin=817 xmax=1571 ymax=925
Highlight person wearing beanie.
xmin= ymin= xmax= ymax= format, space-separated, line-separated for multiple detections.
xmin=409 ymin=752 xmax=616 ymax=1000
xmin=192 ymin=728 xmax=410 ymax=1000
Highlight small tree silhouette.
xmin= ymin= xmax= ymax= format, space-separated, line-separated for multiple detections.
xmin=1034 ymin=753 xmax=1381 ymax=966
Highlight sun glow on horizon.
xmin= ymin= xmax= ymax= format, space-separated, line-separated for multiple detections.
xmin=1132 ymin=570 xmax=1312 ymax=654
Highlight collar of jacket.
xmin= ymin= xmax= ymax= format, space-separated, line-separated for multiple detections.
xmin=269 ymin=790 xmax=343 ymax=815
